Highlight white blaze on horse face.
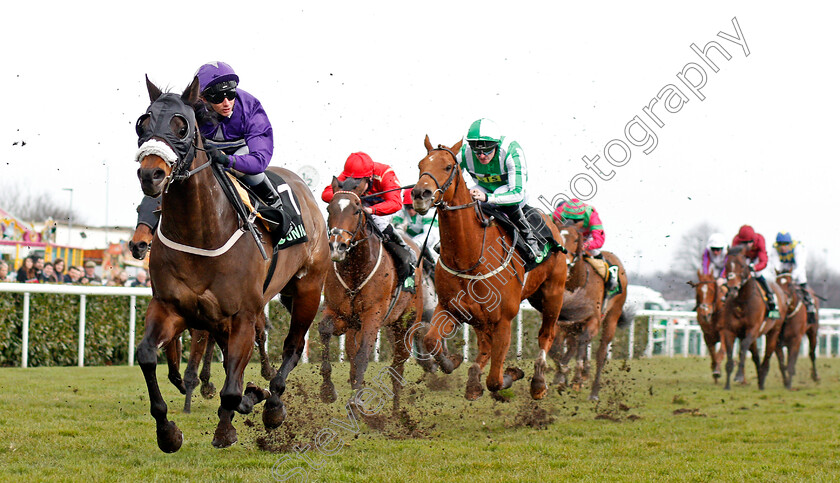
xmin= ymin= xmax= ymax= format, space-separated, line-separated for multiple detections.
xmin=559 ymin=229 xmax=569 ymax=244
xmin=701 ymin=285 xmax=708 ymax=298
xmin=337 ymin=198 xmax=352 ymax=212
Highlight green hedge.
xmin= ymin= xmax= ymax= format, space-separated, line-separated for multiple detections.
xmin=0 ymin=292 xmax=645 ymax=368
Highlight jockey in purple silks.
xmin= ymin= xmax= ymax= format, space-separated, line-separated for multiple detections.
xmin=701 ymin=232 xmax=728 ymax=286
xmin=133 ymin=61 xmax=283 ymax=244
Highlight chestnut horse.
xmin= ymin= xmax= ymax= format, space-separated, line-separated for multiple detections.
xmin=720 ymin=246 xmax=787 ymax=390
xmin=134 ymin=77 xmax=328 ymax=452
xmin=549 ymin=221 xmax=630 ymax=401
xmin=688 ymin=270 xmax=727 ymax=383
xmin=774 ymin=272 xmax=820 ymax=388
xmin=318 ymin=178 xmax=427 ymax=410
xmin=411 ymin=137 xmax=568 ymax=401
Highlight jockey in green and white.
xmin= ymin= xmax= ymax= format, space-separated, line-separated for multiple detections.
xmin=458 ymin=118 xmax=543 ymax=262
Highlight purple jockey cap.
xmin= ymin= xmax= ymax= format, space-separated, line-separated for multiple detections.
xmin=196 ymin=62 xmax=240 ymax=92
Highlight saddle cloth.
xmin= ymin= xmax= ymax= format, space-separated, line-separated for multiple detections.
xmin=228 ymin=171 xmax=308 ymax=250
xmin=479 ymin=203 xmax=563 ymax=272
xmin=585 ymin=256 xmax=609 ymax=280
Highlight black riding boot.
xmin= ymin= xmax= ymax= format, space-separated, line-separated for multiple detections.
xmin=383 ymin=225 xmax=417 ymax=293
xmin=136 ymin=195 xmax=161 ymax=231
xmin=504 ymin=206 xmax=543 ymax=263
xmin=756 ymin=275 xmax=779 ymax=318
xmin=800 ymin=283 xmax=817 ymax=324
xmin=251 ymin=177 xmax=283 ymax=209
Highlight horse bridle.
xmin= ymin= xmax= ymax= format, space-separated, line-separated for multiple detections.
xmin=691 ymin=279 xmax=717 ymax=314
xmin=416 ymin=146 xmax=507 ymax=276
xmin=328 ymin=191 xmax=368 ymax=252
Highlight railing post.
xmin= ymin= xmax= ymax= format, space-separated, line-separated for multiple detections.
xmin=263 ymin=303 xmax=270 ymax=354
xmin=463 ymin=323 xmax=469 ymax=362
xmin=682 ymin=324 xmax=690 ymax=357
xmin=338 ymin=334 xmax=345 ymax=363
xmin=78 ymin=294 xmax=87 ymax=367
xmin=645 ymin=315 xmax=654 ymax=357
xmin=128 ymin=295 xmax=136 ymax=366
xmin=516 ymin=311 xmax=523 ymax=360
xmin=628 ymin=318 xmax=635 ymax=360
xmin=374 ymin=329 xmax=381 ymax=362
xmin=22 ymin=293 xmax=30 ymax=368
xmin=302 ymin=330 xmax=309 ymax=364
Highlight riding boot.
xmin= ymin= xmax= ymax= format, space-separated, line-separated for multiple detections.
xmin=756 ymin=275 xmax=779 ymax=318
xmin=251 ymin=177 xmax=284 ymax=210
xmin=800 ymin=283 xmax=817 ymax=324
xmin=383 ymin=225 xmax=417 ymax=293
xmin=136 ymin=195 xmax=161 ymax=232
xmin=594 ymin=253 xmax=620 ymax=295
xmin=506 ymin=206 xmax=543 ymax=263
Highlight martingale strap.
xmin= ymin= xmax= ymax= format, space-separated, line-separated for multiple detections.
xmin=156 ymin=218 xmax=246 ymax=257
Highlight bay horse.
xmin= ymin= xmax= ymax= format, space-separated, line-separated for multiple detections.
xmin=688 ymin=270 xmax=727 ymax=383
xmin=134 ymin=76 xmax=329 ymax=452
xmin=411 ymin=137 xmax=568 ymax=401
xmin=549 ymin=220 xmax=631 ymax=401
xmin=129 ymin=222 xmax=276 ymax=413
xmin=318 ymin=177 xmax=427 ymax=410
xmin=774 ymin=272 xmax=820 ymax=388
xmin=720 ymin=246 xmax=787 ymax=390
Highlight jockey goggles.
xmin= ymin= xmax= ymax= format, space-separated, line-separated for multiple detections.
xmin=203 ymin=81 xmax=237 ymax=104
xmin=469 ymin=140 xmax=498 ymax=156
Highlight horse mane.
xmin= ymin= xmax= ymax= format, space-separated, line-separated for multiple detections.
xmin=336 ymin=177 xmax=367 ymax=192
xmin=727 ymin=245 xmax=746 ymax=259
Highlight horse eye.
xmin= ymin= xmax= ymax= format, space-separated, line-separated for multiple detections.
xmin=444 ymin=164 xmax=453 ymax=172
xmin=171 ymin=115 xmax=190 ymax=140
xmin=135 ymin=114 xmax=150 ymax=137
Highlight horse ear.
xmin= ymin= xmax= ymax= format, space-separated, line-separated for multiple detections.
xmin=182 ymin=76 xmax=201 ymax=105
xmin=697 ymin=269 xmax=702 ymax=279
xmin=424 ymin=135 xmax=433 ymax=153
xmin=452 ymin=139 xmax=463 ymax=152
xmin=145 ymin=74 xmax=163 ymax=102
xmin=331 ymin=176 xmax=340 ymax=192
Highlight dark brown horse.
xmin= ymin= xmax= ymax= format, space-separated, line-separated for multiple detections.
xmin=134 ymin=77 xmax=328 ymax=452
xmin=720 ymin=246 xmax=787 ymax=390
xmin=688 ymin=270 xmax=727 ymax=383
xmin=128 ymin=222 xmax=276 ymax=413
xmin=774 ymin=272 xmax=820 ymax=388
xmin=318 ymin=178 xmax=426 ymax=410
xmin=549 ymin=220 xmax=630 ymax=401
xmin=411 ymin=137 xmax=568 ymax=401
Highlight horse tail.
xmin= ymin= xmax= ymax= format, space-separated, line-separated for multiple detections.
xmin=617 ymin=303 xmax=636 ymax=329
xmin=558 ymin=288 xmax=597 ymax=323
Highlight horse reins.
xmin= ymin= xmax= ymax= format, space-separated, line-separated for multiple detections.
xmin=417 ymin=147 xmax=516 ymax=279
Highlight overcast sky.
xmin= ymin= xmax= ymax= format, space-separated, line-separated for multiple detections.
xmin=2 ymin=1 xmax=837 ymax=273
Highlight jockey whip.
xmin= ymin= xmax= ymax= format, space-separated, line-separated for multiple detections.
xmin=361 ymin=184 xmax=415 ymax=201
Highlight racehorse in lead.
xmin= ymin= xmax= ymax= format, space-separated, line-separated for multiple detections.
xmin=133 ymin=76 xmax=328 ymax=452
xmin=411 ymin=136 xmax=570 ymax=401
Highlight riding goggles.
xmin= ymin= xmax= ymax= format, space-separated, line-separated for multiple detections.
xmin=469 ymin=141 xmax=498 ymax=156
xmin=203 ymin=81 xmax=237 ymax=104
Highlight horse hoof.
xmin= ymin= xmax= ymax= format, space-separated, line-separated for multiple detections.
xmin=156 ymin=421 xmax=184 ymax=453
xmin=505 ymin=367 xmax=525 ymax=382
xmin=263 ymin=401 xmax=287 ymax=430
xmin=465 ymin=366 xmax=483 ymax=400
xmin=588 ymin=394 xmax=600 ymax=402
xmin=449 ymin=354 xmax=464 ymax=371
xmin=261 ymin=366 xmax=278 ymax=381
xmin=169 ymin=376 xmax=187 ymax=395
xmin=211 ymin=426 xmax=237 ymax=449
xmin=530 ymin=384 xmax=547 ymax=400
xmin=320 ymin=382 xmax=338 ymax=403
xmin=200 ymin=382 xmax=216 ymax=400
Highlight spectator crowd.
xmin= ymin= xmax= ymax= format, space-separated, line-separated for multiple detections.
xmin=0 ymin=255 xmax=150 ymax=287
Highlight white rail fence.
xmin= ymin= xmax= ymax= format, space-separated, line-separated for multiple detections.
xmin=2 ymin=283 xmax=839 ymax=368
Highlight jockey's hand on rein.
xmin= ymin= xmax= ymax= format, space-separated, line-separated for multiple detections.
xmin=206 ymin=146 xmax=231 ymax=168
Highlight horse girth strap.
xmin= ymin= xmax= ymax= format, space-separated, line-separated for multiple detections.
xmin=439 ymin=229 xmax=518 ymax=281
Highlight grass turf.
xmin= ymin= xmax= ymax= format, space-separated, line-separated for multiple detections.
xmin=1 ymin=356 xmax=839 ymax=482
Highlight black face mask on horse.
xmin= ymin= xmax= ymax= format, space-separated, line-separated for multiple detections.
xmin=135 ymin=92 xmax=198 ymax=172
